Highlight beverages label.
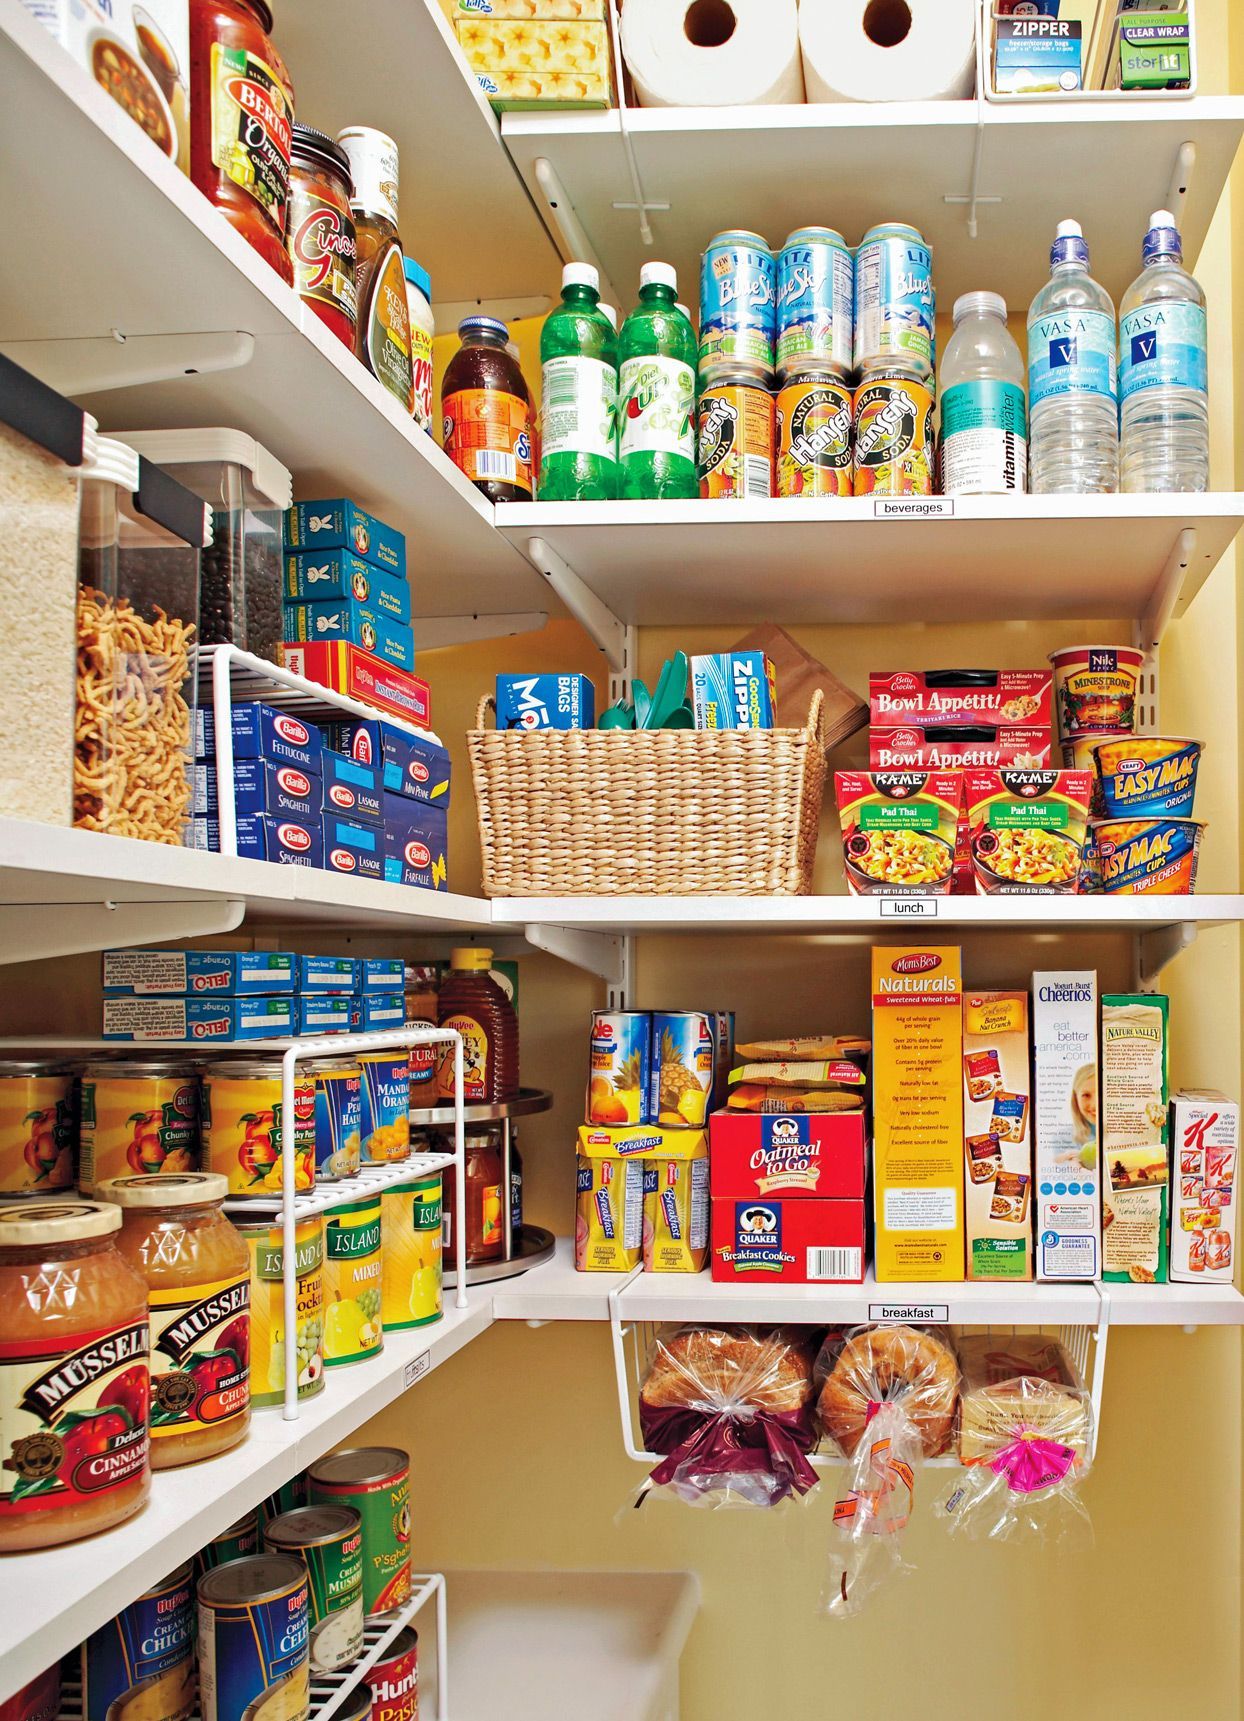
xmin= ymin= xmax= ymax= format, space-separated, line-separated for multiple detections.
xmin=1028 ymin=309 xmax=1117 ymax=405
xmin=1119 ymin=301 xmax=1208 ymax=401
xmin=541 ymin=355 xmax=617 ymax=462
xmin=619 ymin=355 xmax=695 ymax=463
xmin=209 ymin=43 xmax=292 ymax=239
xmin=940 ymin=380 xmax=1028 ymax=493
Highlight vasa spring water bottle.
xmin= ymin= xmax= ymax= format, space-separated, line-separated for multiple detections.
xmin=1119 ymin=210 xmax=1209 ymax=493
xmin=1027 ymin=220 xmax=1118 ymax=493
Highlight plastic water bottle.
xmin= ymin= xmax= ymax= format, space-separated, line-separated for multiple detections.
xmin=538 ymin=262 xmax=618 ymax=501
xmin=1027 ymin=221 xmax=1118 ymax=493
xmin=618 ymin=262 xmax=697 ymax=500
xmin=939 ymin=291 xmax=1027 ymax=495
xmin=1119 ymin=210 xmax=1209 ymax=493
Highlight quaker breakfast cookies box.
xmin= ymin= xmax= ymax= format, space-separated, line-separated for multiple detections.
xmin=961 ymin=991 xmax=1033 ymax=1280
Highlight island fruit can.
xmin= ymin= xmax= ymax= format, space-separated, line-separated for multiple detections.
xmin=588 ymin=1010 xmax=652 ymax=1126
xmin=308 ymin=1057 xmax=363 ymax=1182
xmin=697 ymin=373 xmax=774 ymax=499
xmin=196 ymin=1508 xmax=260 ymax=1576
xmin=853 ymin=369 xmax=935 ymax=496
xmin=235 ymin=1213 xmax=325 ymax=1406
xmin=368 ymin=1627 xmax=418 ymax=1721
xmin=853 ymin=222 xmax=935 ymax=379
xmin=308 ymin=1447 xmax=412 ymax=1618
xmin=777 ymin=227 xmax=853 ymax=380
xmin=381 ymin=1171 xmax=443 ymax=1331
xmin=698 ymin=230 xmax=776 ymax=380
xmin=776 ymin=375 xmax=853 ymax=497
xmin=82 ymin=1561 xmax=196 ymax=1721
xmin=200 ymin=1060 xmax=316 ymax=1197
xmin=196 ymin=1553 xmax=310 ymax=1721
xmin=264 ymin=1505 xmax=365 ymax=1673
xmin=0 ymin=1060 xmax=74 ymax=1193
xmin=78 ymin=1060 xmax=200 ymax=1192
xmin=323 ymin=1194 xmax=383 ymax=1367
xmin=359 ymin=1050 xmax=411 ymax=1163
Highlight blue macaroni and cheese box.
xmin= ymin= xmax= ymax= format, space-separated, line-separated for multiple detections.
xmin=496 ymin=673 xmax=594 ymax=731
xmin=284 ymin=499 xmax=406 ymax=578
xmin=283 ymin=549 xmax=410 ymax=620
xmin=103 ymin=950 xmax=296 ymax=996
xmin=326 ymin=719 xmax=451 ymax=805
xmin=283 ymin=601 xmax=414 ymax=671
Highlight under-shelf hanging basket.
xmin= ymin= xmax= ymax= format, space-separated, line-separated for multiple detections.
xmin=469 ymin=690 xmax=826 ymax=897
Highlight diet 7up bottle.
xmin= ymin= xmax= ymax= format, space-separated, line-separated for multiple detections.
xmin=618 ymin=262 xmax=698 ymax=500
xmin=538 ymin=262 xmax=618 ymax=501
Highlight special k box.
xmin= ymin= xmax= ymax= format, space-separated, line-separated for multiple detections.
xmin=1169 ymin=1090 xmax=1238 ymax=1284
xmin=872 ymin=945 xmax=965 ymax=1282
xmin=708 ymin=1111 xmax=865 ymax=1201
xmin=710 ymin=1197 xmax=865 ymax=1284
xmin=961 ymin=991 xmax=1033 ymax=1281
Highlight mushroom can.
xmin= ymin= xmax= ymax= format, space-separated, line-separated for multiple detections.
xmin=264 ymin=1505 xmax=365 ymax=1673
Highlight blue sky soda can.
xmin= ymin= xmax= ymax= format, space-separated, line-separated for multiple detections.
xmin=853 ymin=223 xmax=935 ymax=380
xmin=777 ymin=227 xmax=854 ymax=380
xmin=699 ymin=231 xmax=776 ymax=381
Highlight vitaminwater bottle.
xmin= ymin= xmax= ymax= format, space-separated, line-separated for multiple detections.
xmin=940 ymin=291 xmax=1027 ymax=494
xmin=538 ymin=263 xmax=618 ymax=501
xmin=1119 ymin=210 xmax=1209 ymax=493
xmin=618 ymin=263 xmax=697 ymax=500
xmin=1027 ymin=221 xmax=1118 ymax=493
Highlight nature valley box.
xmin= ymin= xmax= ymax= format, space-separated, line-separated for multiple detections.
xmin=1101 ymin=993 xmax=1170 ymax=1283
xmin=961 ymin=991 xmax=1033 ymax=1281
xmin=871 ymin=946 xmax=964 ymax=1282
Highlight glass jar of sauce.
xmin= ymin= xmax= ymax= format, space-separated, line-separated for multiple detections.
xmin=440 ymin=1126 xmax=504 ymax=1264
xmin=337 ymin=126 xmax=415 ymax=415
xmin=288 ymin=124 xmax=357 ymax=349
xmin=442 ymin=317 xmax=533 ymax=502
xmin=189 ymin=0 xmax=295 ymax=284
xmin=0 ymin=1201 xmax=150 ymax=1550
xmin=101 ymin=1172 xmax=251 ymax=1469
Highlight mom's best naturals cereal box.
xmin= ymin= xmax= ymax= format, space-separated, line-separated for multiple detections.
xmin=1101 ymin=993 xmax=1170 ymax=1284
xmin=961 ymin=991 xmax=1033 ymax=1281
xmin=1033 ymin=971 xmax=1099 ymax=1281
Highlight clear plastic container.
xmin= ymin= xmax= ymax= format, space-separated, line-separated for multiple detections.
xmin=1119 ymin=210 xmax=1209 ymax=494
xmin=1027 ymin=220 xmax=1118 ymax=495
xmin=114 ymin=428 xmax=291 ymax=664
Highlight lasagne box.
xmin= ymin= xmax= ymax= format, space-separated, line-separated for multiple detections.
xmin=1102 ymin=993 xmax=1170 ymax=1284
xmin=961 ymin=990 xmax=1033 ymax=1280
xmin=321 ymin=750 xmax=383 ymax=827
xmin=1033 ymin=971 xmax=1100 ymax=1281
xmin=103 ymin=995 xmax=293 ymax=1042
xmin=283 ymin=549 xmax=410 ymax=620
xmin=284 ymin=499 xmax=406 ymax=578
xmin=327 ymin=718 xmax=451 ymax=806
xmin=280 ymin=642 xmax=431 ymax=729
xmin=284 ymin=601 xmax=414 ymax=672
xmin=196 ymin=703 xmax=323 ymax=774
xmin=869 ymin=670 xmax=1052 ymax=731
xmin=321 ymin=814 xmax=384 ymax=881
xmin=1169 ymin=1090 xmax=1238 ymax=1283
xmin=382 ymin=795 xmax=448 ymax=891
xmin=872 ymin=945 xmax=965 ymax=1282
xmin=708 ymin=1111 xmax=865 ymax=1201
xmin=710 ymin=1196 xmax=865 ymax=1283
xmin=296 ymin=956 xmax=360 ymax=994
xmin=103 ymin=950 xmax=295 ymax=997
xmin=361 ymin=958 xmax=405 ymax=994
xmin=235 ymin=814 xmax=322 ymax=868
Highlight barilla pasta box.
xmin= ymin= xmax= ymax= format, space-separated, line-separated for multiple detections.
xmin=643 ymin=1140 xmax=710 ymax=1273
xmin=103 ymin=950 xmax=296 ymax=996
xmin=103 ymin=995 xmax=294 ymax=1042
xmin=869 ymin=728 xmax=1052 ymax=770
xmin=710 ymin=1196 xmax=865 ymax=1283
xmin=872 ymin=945 xmax=965 ymax=1281
xmin=320 ymin=750 xmax=383 ymax=826
xmin=690 ymin=652 xmax=776 ymax=730
xmin=327 ymin=718 xmax=451 ymax=806
xmin=284 ymin=601 xmax=414 ymax=672
xmin=709 ymin=1111 xmax=866 ymax=1201
xmin=231 ymin=758 xmax=319 ymax=821
xmin=495 ymin=673 xmax=594 ymax=731
xmin=235 ymin=814 xmax=323 ymax=867
xmin=283 ymin=549 xmax=410 ymax=620
xmin=1169 ymin=1090 xmax=1238 ymax=1283
xmin=284 ymin=499 xmax=406 ymax=578
xmin=361 ymin=958 xmax=405 ymax=994
xmin=196 ymin=703 xmax=323 ymax=774
xmin=353 ymin=992 xmax=406 ymax=1031
xmin=575 ymin=1155 xmax=643 ymax=1271
xmin=321 ymin=813 xmax=384 ymax=880
xmin=1101 ymin=993 xmax=1170 ymax=1283
xmin=1033 ymin=971 xmax=1100 ymax=1281
xmin=279 ymin=642 xmax=432 ymax=729
xmin=382 ymin=795 xmax=448 ymax=891
xmin=869 ymin=670 xmax=1052 ymax=731
xmin=292 ymin=994 xmax=353 ymax=1035
xmin=961 ymin=991 xmax=1033 ymax=1280
xmin=296 ymin=956 xmax=360 ymax=993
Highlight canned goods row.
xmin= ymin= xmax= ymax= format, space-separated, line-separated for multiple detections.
xmin=699 ymin=222 xmax=935 ymax=386
xmin=588 ymin=1009 xmax=734 ymax=1128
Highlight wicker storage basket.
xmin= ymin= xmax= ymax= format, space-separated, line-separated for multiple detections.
xmin=469 ymin=690 xmax=826 ymax=897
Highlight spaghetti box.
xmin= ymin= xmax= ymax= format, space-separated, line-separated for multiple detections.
xmin=236 ymin=814 xmax=323 ymax=867
xmin=196 ymin=703 xmax=323 ymax=774
xmin=321 ymin=813 xmax=385 ymax=880
xmin=709 ymin=1111 xmax=866 ymax=1201
xmin=296 ymin=955 xmax=360 ymax=994
xmin=993 ymin=18 xmax=1081 ymax=94
xmin=232 ymin=759 xmax=319 ymax=821
xmin=383 ymin=794 xmax=448 ymax=891
xmin=103 ymin=994 xmax=295 ymax=1042
xmin=284 ymin=499 xmax=406 ymax=578
xmin=321 ymin=750 xmax=383 ymax=826
xmin=284 ymin=601 xmax=414 ymax=671
xmin=327 ymin=718 xmax=451 ymax=805
xmin=361 ymin=958 xmax=405 ymax=993
xmin=103 ymin=950 xmax=297 ymax=996
xmin=710 ymin=1196 xmax=866 ymax=1284
xmin=495 ymin=673 xmax=594 ymax=731
xmin=690 ymin=652 xmax=776 ymax=731
xmin=293 ymin=994 xmax=353 ymax=1035
xmin=283 ymin=549 xmax=410 ymax=620
xmin=279 ymin=642 xmax=432 ymax=729
xmin=352 ymin=992 xmax=406 ymax=1031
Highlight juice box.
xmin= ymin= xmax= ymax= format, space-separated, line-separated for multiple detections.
xmin=575 ymin=1155 xmax=643 ymax=1271
xmin=587 ymin=1011 xmax=652 ymax=1126
xmin=103 ymin=950 xmax=296 ymax=996
xmin=690 ymin=652 xmax=776 ymax=730
xmin=495 ymin=673 xmax=594 ymax=731
xmin=871 ymin=945 xmax=964 ymax=1282
xmin=283 ymin=550 xmax=410 ymax=621
xmin=709 ymin=1196 xmax=865 ymax=1283
xmin=961 ymin=991 xmax=1033 ymax=1280
xmin=1169 ymin=1090 xmax=1238 ymax=1283
xmin=1033 ymin=971 xmax=1100 ymax=1281
xmin=643 ymin=1144 xmax=709 ymax=1273
xmin=284 ymin=500 xmax=406 ymax=577
xmin=1101 ymin=993 xmax=1170 ymax=1283
xmin=709 ymin=1111 xmax=865 ymax=1200
xmin=650 ymin=1011 xmax=715 ymax=1127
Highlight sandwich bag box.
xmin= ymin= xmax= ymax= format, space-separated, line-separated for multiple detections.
xmin=709 ymin=1111 xmax=866 ymax=1201
xmin=1101 ymin=993 xmax=1170 ymax=1283
xmin=1169 ymin=1090 xmax=1238 ymax=1283
xmin=961 ymin=990 xmax=1033 ymax=1280
xmin=1033 ymin=971 xmax=1100 ymax=1280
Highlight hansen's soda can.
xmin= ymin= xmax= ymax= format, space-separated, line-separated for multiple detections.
xmin=777 ymin=374 xmax=853 ymax=497
xmin=853 ymin=368 xmax=935 ymax=496
xmin=697 ymin=371 xmax=774 ymax=499
xmin=699 ymin=231 xmax=776 ymax=381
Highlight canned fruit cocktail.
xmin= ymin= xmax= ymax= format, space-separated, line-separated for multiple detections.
xmin=697 ymin=374 xmax=774 ymax=499
xmin=1093 ymin=736 xmax=1202 ymax=819
xmin=699 ymin=230 xmax=776 ymax=379
xmin=1049 ymin=644 xmax=1144 ymax=740
xmin=588 ymin=1010 xmax=652 ymax=1125
xmin=323 ymin=1195 xmax=383 ymax=1366
xmin=359 ymin=1050 xmax=411 ymax=1162
xmin=777 ymin=227 xmax=853 ymax=379
xmin=201 ymin=1061 xmax=315 ymax=1196
xmin=0 ymin=1060 xmax=74 ymax=1193
xmin=381 ymin=1171 xmax=443 ymax=1331
xmin=575 ymin=1154 xmax=643 ymax=1270
xmin=196 ymin=1554 xmax=310 ymax=1721
xmin=853 ymin=370 xmax=935 ymax=495
xmin=854 ymin=223 xmax=935 ymax=379
xmin=650 ymin=1011 xmax=715 ymax=1126
xmin=1092 ymin=816 xmax=1204 ymax=894
xmin=308 ymin=1447 xmax=412 ymax=1618
xmin=78 ymin=1061 xmax=200 ymax=1192
xmin=235 ymin=1213 xmax=325 ymax=1406
xmin=776 ymin=376 xmax=852 ymax=497
xmin=264 ymin=1505 xmax=365 ymax=1673
xmin=308 ymin=1058 xmax=362 ymax=1181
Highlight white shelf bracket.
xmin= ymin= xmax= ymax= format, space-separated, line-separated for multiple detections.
xmin=1166 ymin=140 xmax=1197 ymax=229
xmin=1136 ymin=921 xmax=1196 ymax=989
xmin=530 ymin=157 xmax=623 ymax=308
xmin=1138 ymin=526 xmax=1197 ymax=651
xmin=418 ymin=611 xmax=549 ymax=651
xmin=523 ymin=922 xmax=624 ymax=984
xmin=0 ymin=896 xmax=246 ymax=965
xmin=0 ymin=331 xmax=255 ymax=396
xmin=521 ymin=536 xmax=628 ymax=672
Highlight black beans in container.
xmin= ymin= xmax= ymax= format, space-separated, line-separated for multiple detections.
xmin=199 ymin=507 xmax=284 ymax=665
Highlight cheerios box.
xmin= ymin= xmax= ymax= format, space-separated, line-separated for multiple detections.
xmin=872 ymin=945 xmax=965 ymax=1282
xmin=961 ymin=991 xmax=1033 ymax=1281
xmin=1033 ymin=971 xmax=1100 ymax=1281
xmin=1101 ymin=993 xmax=1169 ymax=1284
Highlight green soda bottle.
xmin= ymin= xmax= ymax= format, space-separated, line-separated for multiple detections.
xmin=618 ymin=262 xmax=697 ymax=500
xmin=538 ymin=262 xmax=618 ymax=501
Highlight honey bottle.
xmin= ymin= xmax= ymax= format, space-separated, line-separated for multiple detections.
xmin=336 ymin=126 xmax=415 ymax=415
xmin=436 ymin=948 xmax=519 ymax=1105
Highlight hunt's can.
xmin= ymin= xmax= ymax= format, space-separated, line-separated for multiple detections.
xmin=575 ymin=1154 xmax=643 ymax=1271
xmin=853 ymin=223 xmax=935 ymax=380
xmin=697 ymin=373 xmax=774 ymax=499
xmin=777 ymin=226 xmax=853 ymax=379
xmin=308 ymin=1446 xmax=412 ymax=1618
xmin=196 ymin=1553 xmax=311 ymax=1721
xmin=588 ymin=1009 xmax=652 ymax=1126
xmin=698 ymin=230 xmax=776 ymax=380
xmin=368 ymin=1626 xmax=418 ymax=1721
xmin=78 ymin=1060 xmax=200 ymax=1192
xmin=642 ymin=1155 xmax=710 ymax=1272
xmin=264 ymin=1505 xmax=365 ymax=1673
xmin=650 ymin=1011 xmax=714 ymax=1126
xmin=83 ymin=1561 xmax=196 ymax=1721
xmin=308 ymin=1057 xmax=362 ymax=1181
xmin=776 ymin=374 xmax=853 ymax=497
xmin=323 ymin=1194 xmax=383 ymax=1367
xmin=359 ymin=1050 xmax=411 ymax=1163
xmin=853 ymin=369 xmax=935 ymax=495
xmin=0 ymin=1060 xmax=74 ymax=1193
xmin=196 ymin=1509 xmax=260 ymax=1577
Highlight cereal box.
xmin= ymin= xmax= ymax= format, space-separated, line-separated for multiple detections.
xmin=871 ymin=946 xmax=964 ymax=1282
xmin=835 ymin=773 xmax=961 ymax=897
xmin=869 ymin=670 xmax=1052 ymax=730
xmin=962 ymin=769 xmax=1094 ymax=895
xmin=962 ymin=991 xmax=1033 ymax=1281
xmin=709 ymin=1112 xmax=865 ymax=1201
xmin=709 ymin=1196 xmax=865 ymax=1283
xmin=1169 ymin=1091 xmax=1238 ymax=1283
xmin=1033 ymin=971 xmax=1099 ymax=1281
xmin=1101 ymin=994 xmax=1170 ymax=1284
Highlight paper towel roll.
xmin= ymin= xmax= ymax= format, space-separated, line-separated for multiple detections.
xmin=800 ymin=0 xmax=978 ymax=103
xmin=621 ymin=0 xmax=804 ymax=108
